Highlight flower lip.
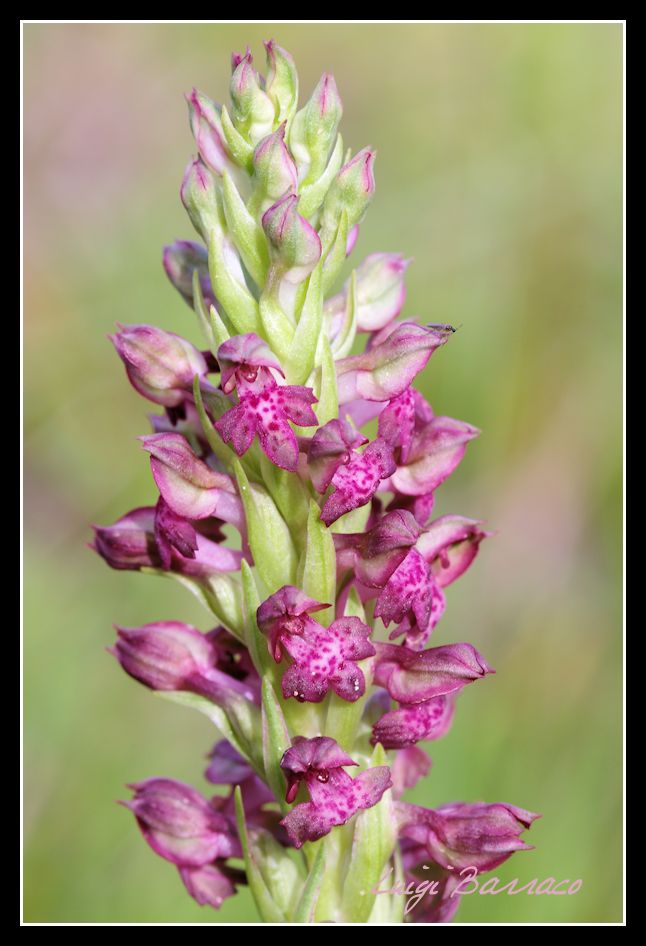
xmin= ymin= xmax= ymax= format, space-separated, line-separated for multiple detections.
xmin=214 ymin=376 xmax=318 ymax=471
xmin=320 ymin=437 xmax=396 ymax=527
xmin=257 ymin=587 xmax=374 ymax=703
xmin=279 ymin=736 xmax=392 ymax=847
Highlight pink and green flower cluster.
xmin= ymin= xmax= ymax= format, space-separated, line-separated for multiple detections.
xmin=93 ymin=40 xmax=539 ymax=924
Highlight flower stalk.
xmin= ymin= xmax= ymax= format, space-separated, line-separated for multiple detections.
xmin=94 ymin=40 xmax=539 ymax=923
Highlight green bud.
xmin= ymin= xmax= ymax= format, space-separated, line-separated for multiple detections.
xmin=180 ymin=157 xmax=220 ymax=241
xmin=262 ymin=193 xmax=322 ymax=284
xmin=250 ymin=124 xmax=298 ymax=217
xmin=230 ymin=49 xmax=276 ymax=145
xmin=185 ymin=88 xmax=232 ymax=177
xmin=290 ymin=73 xmax=343 ymax=185
xmin=263 ymin=40 xmax=299 ymax=126
xmin=297 ymin=133 xmax=344 ymax=219
xmin=321 ymin=147 xmax=376 ymax=237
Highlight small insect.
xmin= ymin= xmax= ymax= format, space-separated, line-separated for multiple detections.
xmin=425 ymin=322 xmax=458 ymax=333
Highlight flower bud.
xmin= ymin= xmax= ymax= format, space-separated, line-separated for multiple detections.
xmin=91 ymin=507 xmax=158 ymax=571
xmin=289 ymin=73 xmax=343 ymax=183
xmin=179 ymin=863 xmax=243 ymax=909
xmin=252 ymin=124 xmax=298 ymax=210
xmin=185 ymin=89 xmax=231 ymax=176
xmin=162 ymin=240 xmax=216 ymax=310
xmin=336 ymin=323 xmax=454 ymax=404
xmin=140 ymin=432 xmax=243 ymax=526
xmin=321 ymin=148 xmax=376 ymax=234
xmin=180 ymin=157 xmax=221 ymax=241
xmin=112 ymin=621 xmax=217 ymax=692
xmin=229 ymin=48 xmax=275 ymax=145
xmin=261 ymin=193 xmax=322 ymax=283
xmin=121 ymin=777 xmax=240 ymax=867
xmin=374 ymin=641 xmax=494 ymax=704
xmin=263 ymin=40 xmax=298 ymax=125
xmin=112 ymin=621 xmax=257 ymax=705
xmin=110 ymin=323 xmax=207 ymax=408
xmin=397 ymin=801 xmax=541 ymax=873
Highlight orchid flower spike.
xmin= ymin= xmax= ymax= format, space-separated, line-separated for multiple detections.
xmin=95 ymin=39 xmax=539 ymax=924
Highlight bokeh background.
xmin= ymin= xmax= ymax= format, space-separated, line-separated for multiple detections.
xmin=23 ymin=22 xmax=623 ymax=923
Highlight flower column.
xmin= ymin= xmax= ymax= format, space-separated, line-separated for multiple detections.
xmin=94 ymin=40 xmax=539 ymax=923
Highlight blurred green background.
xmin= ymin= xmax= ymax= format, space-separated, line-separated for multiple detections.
xmin=23 ymin=22 xmax=623 ymax=923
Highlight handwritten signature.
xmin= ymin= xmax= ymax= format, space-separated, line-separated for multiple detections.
xmin=372 ymin=867 xmax=583 ymax=915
